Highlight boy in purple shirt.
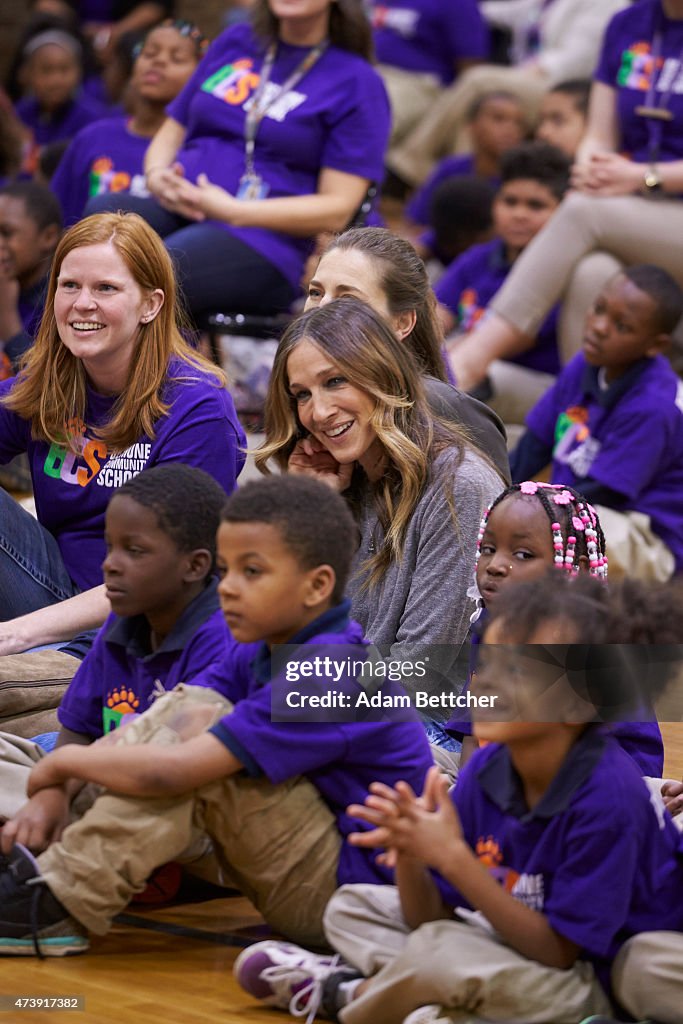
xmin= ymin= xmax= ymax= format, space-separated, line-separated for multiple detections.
xmin=438 ymin=143 xmax=570 ymax=416
xmin=511 ymin=264 xmax=683 ymax=580
xmin=0 ymin=182 xmax=62 ymax=377
xmin=0 ymin=464 xmax=231 ymax=841
xmin=406 ymin=91 xmax=525 ymax=248
xmin=0 ymin=476 xmax=433 ymax=956
xmin=234 ymin=573 xmax=683 ymax=1023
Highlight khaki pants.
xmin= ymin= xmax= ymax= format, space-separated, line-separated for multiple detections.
xmin=37 ymin=685 xmax=342 ymax=948
xmin=490 ymin=193 xmax=683 ymax=353
xmin=0 ymin=732 xmax=46 ymax=821
xmin=378 ymin=64 xmax=442 ymax=149
xmin=388 ymin=65 xmax=545 ymax=186
xmin=325 ymin=884 xmax=611 ymax=1024
xmin=593 ymin=507 xmax=675 ymax=583
xmin=485 ymin=361 xmax=556 ymax=427
xmin=612 ymin=931 xmax=683 ymax=1024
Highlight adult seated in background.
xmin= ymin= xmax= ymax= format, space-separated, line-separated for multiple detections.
xmin=256 ymin=299 xmax=503 ymax=761
xmin=0 ymin=182 xmax=62 ymax=378
xmin=388 ymin=0 xmax=627 ymax=189
xmin=367 ymin=0 xmax=488 ymax=153
xmin=86 ymin=0 xmax=390 ymax=323
xmin=0 ymin=211 xmax=245 ymax=660
xmin=448 ymin=0 xmax=683 ymax=391
xmin=304 ymin=227 xmax=510 ymax=483
xmin=50 ymin=20 xmax=208 ymax=227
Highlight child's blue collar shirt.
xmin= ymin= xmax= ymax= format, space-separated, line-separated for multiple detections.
xmin=476 ymin=724 xmax=607 ymax=822
xmin=580 ymin=357 xmax=652 ymax=410
xmin=250 ymin=599 xmax=354 ymax=686
xmin=104 ymin=578 xmax=220 ymax=662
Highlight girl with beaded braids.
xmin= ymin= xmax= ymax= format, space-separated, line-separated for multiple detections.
xmin=448 ymin=480 xmax=664 ymax=779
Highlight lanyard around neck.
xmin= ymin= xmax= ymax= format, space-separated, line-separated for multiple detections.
xmin=243 ymin=39 xmax=329 ymax=176
xmin=635 ymin=5 xmax=683 ymax=161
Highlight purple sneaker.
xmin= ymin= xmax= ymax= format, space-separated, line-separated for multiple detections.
xmin=234 ymin=940 xmax=357 ymax=1022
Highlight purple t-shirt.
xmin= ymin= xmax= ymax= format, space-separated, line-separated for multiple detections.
xmin=199 ymin=601 xmax=434 ymax=887
xmin=0 ymin=359 xmax=246 ymax=591
xmin=58 ymin=581 xmax=230 ymax=739
xmin=50 ymin=117 xmax=150 ymax=226
xmin=166 ymin=23 xmax=390 ymax=289
xmin=370 ymin=0 xmax=488 ymax=85
xmin=436 ymin=239 xmax=561 ymax=375
xmin=595 ymin=0 xmax=683 ymax=163
xmin=526 ymin=353 xmax=683 ymax=569
xmin=444 ymin=730 xmax=683 ymax=994
xmin=15 ymin=94 xmax=109 ymax=149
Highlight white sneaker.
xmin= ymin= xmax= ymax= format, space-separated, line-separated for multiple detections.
xmin=234 ymin=940 xmax=354 ymax=1023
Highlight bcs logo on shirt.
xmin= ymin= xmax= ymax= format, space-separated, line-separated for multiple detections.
xmin=369 ymin=4 xmax=419 ymax=38
xmin=201 ymin=61 xmax=307 ymax=120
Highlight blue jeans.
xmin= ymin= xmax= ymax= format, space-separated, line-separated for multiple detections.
xmin=0 ymin=488 xmax=79 ymax=619
xmin=84 ymin=193 xmax=296 ymax=318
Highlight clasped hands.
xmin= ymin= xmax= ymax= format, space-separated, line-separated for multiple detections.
xmin=147 ymin=164 xmax=239 ymax=222
xmin=346 ymin=765 xmax=464 ymax=875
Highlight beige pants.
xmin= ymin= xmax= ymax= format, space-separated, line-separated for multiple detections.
xmin=490 ymin=192 xmax=683 ymax=351
xmin=485 ymin=360 xmax=556 ymax=427
xmin=0 ymin=732 xmax=46 ymax=821
xmin=378 ymin=64 xmax=442 ymax=149
xmin=612 ymin=931 xmax=683 ymax=1024
xmin=37 ymin=684 xmax=342 ymax=948
xmin=324 ymin=884 xmax=611 ymax=1024
xmin=593 ymin=506 xmax=675 ymax=583
xmin=388 ymin=64 xmax=545 ymax=186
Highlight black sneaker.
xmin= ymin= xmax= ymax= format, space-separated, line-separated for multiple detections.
xmin=0 ymin=844 xmax=89 ymax=957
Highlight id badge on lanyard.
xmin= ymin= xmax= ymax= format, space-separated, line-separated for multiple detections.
xmin=238 ymin=39 xmax=328 ymax=201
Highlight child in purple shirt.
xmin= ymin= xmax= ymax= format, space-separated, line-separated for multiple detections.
xmin=234 ymin=573 xmax=683 ymax=1023
xmin=0 ymin=464 xmax=231 ymax=843
xmin=14 ymin=27 xmax=108 ymax=151
xmin=438 ymin=142 xmax=571 ymax=382
xmin=406 ymin=91 xmax=525 ymax=247
xmin=511 ymin=264 xmax=683 ymax=580
xmin=0 ymin=182 xmax=62 ymax=377
xmin=51 ymin=21 xmax=207 ymax=226
xmin=0 ymin=476 xmax=433 ymax=956
xmin=445 ymin=481 xmax=663 ymax=778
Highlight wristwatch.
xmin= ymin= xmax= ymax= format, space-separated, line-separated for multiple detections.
xmin=644 ymin=163 xmax=663 ymax=194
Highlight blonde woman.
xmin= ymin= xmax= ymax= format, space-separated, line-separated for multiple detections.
xmin=0 ymin=212 xmax=245 ymax=656
xmin=257 ymin=298 xmax=502 ymax=734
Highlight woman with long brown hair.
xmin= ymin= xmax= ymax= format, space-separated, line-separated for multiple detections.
xmin=258 ymin=298 xmax=502 ymax=722
xmin=0 ymin=211 xmax=244 ymax=655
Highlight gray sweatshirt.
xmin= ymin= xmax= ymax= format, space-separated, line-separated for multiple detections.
xmin=346 ymin=447 xmax=502 ymax=693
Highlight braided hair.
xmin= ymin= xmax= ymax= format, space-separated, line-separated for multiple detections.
xmin=475 ymin=482 xmax=608 ymax=579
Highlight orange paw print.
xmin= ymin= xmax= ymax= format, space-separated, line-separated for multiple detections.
xmin=106 ymin=689 xmax=140 ymax=715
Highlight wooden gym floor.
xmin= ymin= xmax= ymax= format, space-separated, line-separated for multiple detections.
xmin=1 ymin=722 xmax=681 ymax=1024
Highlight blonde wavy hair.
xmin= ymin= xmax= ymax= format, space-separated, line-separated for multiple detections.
xmin=256 ymin=298 xmax=472 ymax=587
xmin=3 ymin=212 xmax=224 ymax=452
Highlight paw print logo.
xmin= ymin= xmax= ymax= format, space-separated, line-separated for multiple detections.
xmin=107 ymin=689 xmax=140 ymax=714
xmin=102 ymin=688 xmax=140 ymax=733
xmin=475 ymin=836 xmax=503 ymax=868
